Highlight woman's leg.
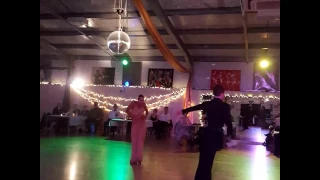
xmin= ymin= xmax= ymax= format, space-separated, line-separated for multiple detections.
xmin=136 ymin=125 xmax=146 ymax=162
xmin=130 ymin=123 xmax=138 ymax=163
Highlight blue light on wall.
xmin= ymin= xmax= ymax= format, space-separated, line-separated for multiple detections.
xmin=124 ymin=81 xmax=130 ymax=87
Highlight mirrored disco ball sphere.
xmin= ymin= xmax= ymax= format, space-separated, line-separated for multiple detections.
xmin=107 ymin=30 xmax=131 ymax=54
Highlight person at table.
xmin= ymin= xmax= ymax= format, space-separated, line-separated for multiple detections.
xmin=149 ymin=109 xmax=160 ymax=137
xmin=72 ymin=104 xmax=81 ymax=116
xmin=158 ymin=107 xmax=172 ymax=139
xmin=273 ymin=113 xmax=280 ymax=158
xmin=105 ymin=104 xmax=122 ymax=136
xmin=86 ymin=102 xmax=104 ymax=134
xmin=174 ymin=113 xmax=192 ymax=147
xmin=80 ymin=105 xmax=89 ymax=116
xmin=52 ymin=102 xmax=62 ymax=115
xmin=126 ymin=94 xmax=148 ymax=165
xmin=181 ymin=85 xmax=233 ymax=180
xmin=258 ymin=106 xmax=267 ymax=127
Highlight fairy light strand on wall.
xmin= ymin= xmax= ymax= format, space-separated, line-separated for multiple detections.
xmin=40 ymin=81 xmax=174 ymax=90
xmin=72 ymin=87 xmax=186 ymax=111
xmin=198 ymin=93 xmax=280 ymax=118
xmin=75 ymin=87 xmax=186 ymax=102
xmin=199 ymin=93 xmax=280 ymax=104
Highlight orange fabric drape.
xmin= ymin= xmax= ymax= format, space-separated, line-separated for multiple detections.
xmin=133 ymin=0 xmax=191 ymax=73
xmin=133 ymin=0 xmax=193 ymax=111
xmin=183 ymin=72 xmax=193 ymax=109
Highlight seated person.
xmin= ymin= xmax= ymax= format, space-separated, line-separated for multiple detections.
xmin=174 ymin=113 xmax=193 ymax=146
xmin=157 ymin=107 xmax=172 ymax=139
xmin=273 ymin=113 xmax=280 ymax=158
xmin=149 ymin=109 xmax=159 ymax=136
xmin=104 ymin=104 xmax=121 ymax=136
xmin=86 ymin=102 xmax=104 ymax=134
xmin=200 ymin=111 xmax=207 ymax=125
xmin=80 ymin=105 xmax=89 ymax=116
xmin=52 ymin=102 xmax=63 ymax=115
xmin=72 ymin=104 xmax=81 ymax=115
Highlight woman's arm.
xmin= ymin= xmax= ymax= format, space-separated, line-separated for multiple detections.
xmin=144 ymin=103 xmax=149 ymax=118
xmin=126 ymin=102 xmax=133 ymax=116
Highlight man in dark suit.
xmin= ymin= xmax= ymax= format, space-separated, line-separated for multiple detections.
xmin=52 ymin=102 xmax=62 ymax=115
xmin=86 ymin=102 xmax=104 ymax=133
xmin=182 ymin=85 xmax=232 ymax=180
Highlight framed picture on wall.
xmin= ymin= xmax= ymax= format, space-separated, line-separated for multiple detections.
xmin=210 ymin=70 xmax=241 ymax=91
xmin=92 ymin=67 xmax=115 ymax=85
xmin=147 ymin=69 xmax=174 ymax=88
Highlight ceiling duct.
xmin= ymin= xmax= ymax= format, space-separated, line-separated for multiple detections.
xmin=67 ymin=17 xmax=89 ymax=27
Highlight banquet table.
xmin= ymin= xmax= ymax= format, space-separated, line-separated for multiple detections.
xmin=108 ymin=119 xmax=153 ymax=136
xmin=46 ymin=115 xmax=87 ymax=133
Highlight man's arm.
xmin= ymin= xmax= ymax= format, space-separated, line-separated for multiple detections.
xmin=52 ymin=107 xmax=57 ymax=114
xmin=182 ymin=102 xmax=207 ymax=114
xmin=223 ymin=104 xmax=233 ymax=136
xmin=108 ymin=111 xmax=113 ymax=119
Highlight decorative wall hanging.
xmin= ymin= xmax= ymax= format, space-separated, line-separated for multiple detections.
xmin=210 ymin=70 xmax=241 ymax=91
xmin=147 ymin=69 xmax=174 ymax=88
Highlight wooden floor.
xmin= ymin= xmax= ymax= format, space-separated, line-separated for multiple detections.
xmin=40 ymin=127 xmax=280 ymax=180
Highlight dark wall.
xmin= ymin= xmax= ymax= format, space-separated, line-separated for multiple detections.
xmin=122 ymin=62 xmax=142 ymax=86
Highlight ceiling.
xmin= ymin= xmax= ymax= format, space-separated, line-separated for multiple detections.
xmin=40 ymin=0 xmax=280 ymax=63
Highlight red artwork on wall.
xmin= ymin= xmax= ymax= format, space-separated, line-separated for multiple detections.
xmin=210 ymin=70 xmax=241 ymax=91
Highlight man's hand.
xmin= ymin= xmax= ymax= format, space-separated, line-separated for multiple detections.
xmin=182 ymin=109 xmax=187 ymax=114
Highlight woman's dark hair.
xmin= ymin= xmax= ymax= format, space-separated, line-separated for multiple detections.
xmin=138 ymin=94 xmax=144 ymax=99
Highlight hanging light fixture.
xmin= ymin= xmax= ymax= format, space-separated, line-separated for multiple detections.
xmin=107 ymin=0 xmax=131 ymax=55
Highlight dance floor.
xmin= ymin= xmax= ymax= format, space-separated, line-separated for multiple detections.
xmin=40 ymin=127 xmax=280 ymax=180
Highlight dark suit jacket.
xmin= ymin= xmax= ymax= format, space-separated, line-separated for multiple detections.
xmin=182 ymin=98 xmax=233 ymax=135
xmin=88 ymin=108 xmax=104 ymax=120
xmin=52 ymin=107 xmax=62 ymax=115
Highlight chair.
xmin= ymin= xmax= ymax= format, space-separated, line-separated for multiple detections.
xmin=41 ymin=112 xmax=55 ymax=134
xmin=164 ymin=120 xmax=173 ymax=137
xmin=40 ymin=112 xmax=47 ymax=132
xmin=96 ymin=119 xmax=104 ymax=136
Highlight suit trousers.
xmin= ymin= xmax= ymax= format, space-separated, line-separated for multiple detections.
xmin=195 ymin=129 xmax=222 ymax=180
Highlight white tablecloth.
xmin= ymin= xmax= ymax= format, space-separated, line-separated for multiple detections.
xmin=110 ymin=119 xmax=153 ymax=128
xmin=69 ymin=116 xmax=86 ymax=126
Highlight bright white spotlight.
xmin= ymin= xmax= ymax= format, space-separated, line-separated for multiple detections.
xmin=259 ymin=60 xmax=269 ymax=68
xmin=71 ymin=78 xmax=85 ymax=88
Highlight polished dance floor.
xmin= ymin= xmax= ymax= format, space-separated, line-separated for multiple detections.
xmin=40 ymin=127 xmax=280 ymax=180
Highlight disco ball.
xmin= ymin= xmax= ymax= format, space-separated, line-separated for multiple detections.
xmin=106 ymin=30 xmax=131 ymax=54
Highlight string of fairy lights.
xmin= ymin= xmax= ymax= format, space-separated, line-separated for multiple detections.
xmin=77 ymin=87 xmax=186 ymax=102
xmin=72 ymin=86 xmax=186 ymax=112
xmin=40 ymin=81 xmax=174 ymax=90
xmin=199 ymin=93 xmax=280 ymax=104
xmin=198 ymin=93 xmax=280 ymax=119
xmin=41 ymin=82 xmax=280 ymax=116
